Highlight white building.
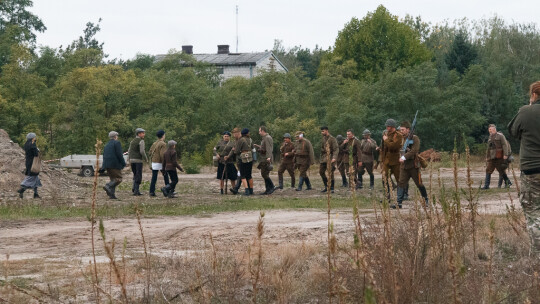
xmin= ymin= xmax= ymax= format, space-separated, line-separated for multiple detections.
xmin=155 ymin=45 xmax=288 ymax=80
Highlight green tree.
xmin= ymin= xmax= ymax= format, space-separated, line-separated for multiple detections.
xmin=445 ymin=30 xmax=478 ymax=74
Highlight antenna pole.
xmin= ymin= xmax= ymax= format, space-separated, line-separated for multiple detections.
xmin=236 ymin=5 xmax=239 ymax=53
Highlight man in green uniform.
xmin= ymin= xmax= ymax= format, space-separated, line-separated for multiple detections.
xmin=226 ymin=127 xmax=243 ymax=195
xmin=320 ymin=126 xmax=339 ymax=193
xmin=336 ymin=135 xmax=349 ymax=187
xmin=482 ymin=124 xmax=511 ymax=189
xmin=394 ymin=121 xmax=428 ymax=209
xmin=359 ymin=129 xmax=377 ymax=190
xmin=342 ymin=129 xmax=361 ymax=189
xmin=255 ymin=126 xmax=276 ymax=195
xmin=380 ymin=119 xmax=403 ymax=200
xmin=508 ymin=80 xmax=540 ymax=254
xmin=128 ymin=128 xmax=148 ymax=196
xmin=294 ymin=131 xmax=315 ymax=191
xmin=214 ymin=131 xmax=238 ymax=194
xmin=277 ymin=133 xmax=295 ymax=189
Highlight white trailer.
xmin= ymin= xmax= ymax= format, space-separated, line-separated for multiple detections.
xmin=59 ymin=154 xmax=129 ymax=177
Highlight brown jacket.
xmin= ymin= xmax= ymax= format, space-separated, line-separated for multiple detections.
xmin=294 ymin=138 xmax=315 ymax=166
xmin=149 ymin=140 xmax=167 ymax=163
xmin=280 ymin=141 xmax=295 ymax=164
xmin=162 ymin=147 xmax=183 ymax=171
xmin=320 ymin=134 xmax=339 ymax=163
xmin=340 ymin=137 xmax=360 ymax=165
xmin=486 ymin=132 xmax=509 ymax=160
xmin=259 ymin=134 xmax=274 ymax=163
xmin=402 ymin=135 xmax=420 ymax=169
xmin=381 ymin=130 xmax=403 ymax=166
xmin=215 ymin=139 xmax=235 ymax=164
xmin=359 ymin=138 xmax=377 ymax=163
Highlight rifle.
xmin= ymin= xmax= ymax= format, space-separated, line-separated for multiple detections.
xmin=401 ymin=110 xmax=419 ymax=157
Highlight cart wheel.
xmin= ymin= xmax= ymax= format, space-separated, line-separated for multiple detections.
xmin=81 ymin=166 xmax=94 ymax=177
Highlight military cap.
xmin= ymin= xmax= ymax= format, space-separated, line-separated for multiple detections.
xmin=135 ymin=128 xmax=145 ymax=134
xmin=156 ymin=130 xmax=165 ymax=138
xmin=168 ymin=140 xmax=177 ymax=147
xmin=295 ymin=131 xmax=304 ymax=137
xmin=26 ymin=132 xmax=36 ymax=140
xmin=283 ymin=133 xmax=291 ymax=138
xmin=385 ymin=119 xmax=397 ymax=128
xmin=223 ymin=131 xmax=231 ymax=136
xmin=400 ymin=121 xmax=411 ymax=129
xmin=108 ymin=131 xmax=119 ymax=139
xmin=336 ymin=135 xmax=344 ymax=141
xmin=241 ymin=128 xmax=249 ymax=135
xmin=362 ymin=129 xmax=371 ymax=135
xmin=231 ymin=127 xmax=241 ymax=133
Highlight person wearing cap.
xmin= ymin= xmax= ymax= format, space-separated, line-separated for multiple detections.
xmin=228 ymin=128 xmax=254 ymax=195
xmin=294 ymin=131 xmax=315 ymax=191
xmin=254 ymin=126 xmax=276 ymax=194
xmin=225 ymin=127 xmax=243 ymax=194
xmin=481 ymin=124 xmax=512 ymax=189
xmin=17 ymin=132 xmax=42 ymax=199
xmin=148 ymin=130 xmax=170 ymax=197
xmin=380 ymin=119 xmax=403 ymax=201
xmin=161 ymin=140 xmax=184 ymax=198
xmin=319 ymin=126 xmax=339 ymax=193
xmin=336 ymin=135 xmax=349 ymax=188
xmin=394 ymin=121 xmax=428 ymax=209
xmin=102 ymin=131 xmax=126 ymax=199
xmin=214 ymin=131 xmax=238 ymax=194
xmin=128 ymin=128 xmax=148 ymax=196
xmin=342 ymin=129 xmax=362 ymax=190
xmin=359 ymin=129 xmax=378 ymax=190
xmin=277 ymin=132 xmax=295 ymax=189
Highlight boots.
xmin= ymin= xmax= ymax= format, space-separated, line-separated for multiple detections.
xmin=403 ymin=185 xmax=409 ymax=201
xmin=17 ymin=186 xmax=26 ymax=199
xmin=503 ymin=174 xmax=512 ymax=188
xmin=356 ymin=176 xmax=363 ymax=190
xmin=243 ymin=188 xmax=251 ymax=196
xmin=33 ymin=188 xmax=40 ymax=199
xmin=305 ymin=177 xmax=313 ymax=190
xmin=161 ymin=185 xmax=171 ymax=197
xmin=392 ymin=187 xmax=405 ymax=209
xmin=419 ymin=185 xmax=429 ymax=206
xmin=260 ymin=179 xmax=270 ymax=195
xmin=230 ymin=181 xmax=241 ymax=194
xmin=296 ymin=177 xmax=304 ymax=191
xmin=369 ymin=174 xmax=375 ymax=190
xmin=498 ymin=175 xmax=504 ymax=188
xmin=291 ymin=176 xmax=295 ymax=189
xmin=341 ymin=173 xmax=348 ymax=188
xmin=103 ymin=183 xmax=113 ymax=198
xmin=481 ymin=173 xmax=491 ymax=190
xmin=278 ymin=176 xmax=284 ymax=189
xmin=267 ymin=178 xmax=276 ymax=195
xmin=321 ymin=176 xmax=328 ymax=193
xmin=220 ymin=189 xmax=224 ymax=195
xmin=330 ymin=180 xmax=335 ymax=193
xmin=133 ymin=183 xmax=142 ymax=196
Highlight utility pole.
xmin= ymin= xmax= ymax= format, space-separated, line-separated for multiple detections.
xmin=236 ymin=5 xmax=239 ymax=53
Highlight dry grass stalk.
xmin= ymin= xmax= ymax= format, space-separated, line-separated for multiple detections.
xmin=487 ymin=219 xmax=495 ymax=302
xmin=135 ymin=206 xmax=151 ymax=302
xmin=325 ymin=141 xmax=335 ymax=303
xmin=465 ymin=145 xmax=478 ymax=256
xmin=249 ymin=212 xmax=265 ymax=304
xmin=510 ymin=164 xmax=520 ymax=196
xmin=99 ymin=219 xmax=128 ymax=304
xmin=91 ymin=139 xmax=103 ymax=304
xmin=505 ymin=192 xmax=527 ymax=238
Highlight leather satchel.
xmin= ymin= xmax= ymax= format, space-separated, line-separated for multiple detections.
xmin=30 ymin=152 xmax=42 ymax=174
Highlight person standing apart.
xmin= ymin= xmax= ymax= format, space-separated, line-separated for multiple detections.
xmin=128 ymin=128 xmax=148 ymax=196
xmin=17 ymin=133 xmax=42 ymax=199
xmin=508 ymin=80 xmax=540 ymax=254
xmin=482 ymin=124 xmax=511 ymax=189
xmin=102 ymin=131 xmax=126 ymax=199
xmin=161 ymin=140 xmax=184 ymax=198
xmin=148 ymin=130 xmax=169 ymax=197
xmin=255 ymin=126 xmax=276 ymax=195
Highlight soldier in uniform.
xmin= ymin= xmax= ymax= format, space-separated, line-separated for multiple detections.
xmin=481 ymin=124 xmax=511 ymax=189
xmin=226 ymin=128 xmax=254 ymax=195
xmin=214 ymin=131 xmax=238 ymax=194
xmin=226 ymin=127 xmax=243 ymax=195
xmin=394 ymin=121 xmax=428 ymax=209
xmin=380 ymin=119 xmax=403 ymax=200
xmin=277 ymin=133 xmax=295 ymax=189
xmin=508 ymin=80 xmax=540 ymax=254
xmin=342 ymin=129 xmax=361 ymax=189
xmin=358 ymin=129 xmax=377 ymax=190
xmin=254 ymin=126 xmax=276 ymax=195
xmin=320 ymin=126 xmax=339 ymax=193
xmin=294 ymin=131 xmax=315 ymax=191
xmin=336 ymin=135 xmax=349 ymax=187
xmin=128 ymin=128 xmax=148 ymax=196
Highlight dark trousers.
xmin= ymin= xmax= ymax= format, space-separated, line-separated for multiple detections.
xmin=319 ymin=162 xmax=336 ymax=181
xmin=296 ymin=163 xmax=310 ymax=178
xmin=150 ymin=169 xmax=169 ymax=194
xmin=259 ymin=161 xmax=272 ymax=179
xmin=167 ymin=170 xmax=179 ymax=193
xmin=278 ymin=162 xmax=295 ymax=185
xmin=239 ymin=161 xmax=253 ymax=180
xmin=106 ymin=168 xmax=123 ymax=187
xmin=131 ymin=163 xmax=143 ymax=185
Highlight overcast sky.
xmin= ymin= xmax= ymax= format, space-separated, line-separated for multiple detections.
xmin=30 ymin=0 xmax=538 ymax=60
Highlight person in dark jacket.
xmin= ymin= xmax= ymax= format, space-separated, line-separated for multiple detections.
xmin=17 ymin=132 xmax=42 ymax=199
xmin=128 ymin=128 xmax=148 ymax=196
xmin=102 ymin=131 xmax=126 ymax=199
xmin=161 ymin=140 xmax=184 ymax=198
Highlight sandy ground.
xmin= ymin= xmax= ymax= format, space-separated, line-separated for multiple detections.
xmin=0 ymin=165 xmax=521 ymax=264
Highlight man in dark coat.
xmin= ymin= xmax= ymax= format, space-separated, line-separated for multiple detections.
xmin=102 ymin=131 xmax=126 ymax=199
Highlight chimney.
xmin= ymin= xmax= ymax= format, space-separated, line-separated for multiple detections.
xmin=182 ymin=45 xmax=193 ymax=54
xmin=217 ymin=45 xmax=230 ymax=54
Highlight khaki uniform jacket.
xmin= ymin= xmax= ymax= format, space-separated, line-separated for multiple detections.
xmin=259 ymin=134 xmax=274 ymax=163
xmin=280 ymin=141 xmax=295 ymax=164
xmin=294 ymin=138 xmax=315 ymax=166
xmin=149 ymin=140 xmax=167 ymax=163
xmin=381 ymin=130 xmax=403 ymax=166
xmin=340 ymin=138 xmax=360 ymax=164
xmin=486 ymin=132 xmax=509 ymax=160
xmin=402 ymin=135 xmax=420 ymax=170
xmin=359 ymin=138 xmax=377 ymax=163
xmin=320 ymin=134 xmax=339 ymax=163
xmin=215 ymin=139 xmax=235 ymax=164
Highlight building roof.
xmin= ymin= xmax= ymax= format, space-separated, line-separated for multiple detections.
xmin=155 ymin=51 xmax=288 ymax=72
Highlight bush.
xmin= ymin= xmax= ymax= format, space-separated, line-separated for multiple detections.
xmin=182 ymin=152 xmax=205 ymax=174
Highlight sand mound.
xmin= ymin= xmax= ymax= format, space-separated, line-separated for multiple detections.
xmin=0 ymin=129 xmax=69 ymax=195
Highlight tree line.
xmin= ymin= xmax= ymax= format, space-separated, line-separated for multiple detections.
xmin=1 ymin=2 xmax=539 ymax=164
